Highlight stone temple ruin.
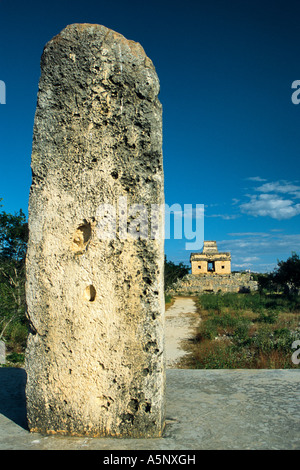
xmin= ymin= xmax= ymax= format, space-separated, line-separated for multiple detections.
xmin=169 ymin=241 xmax=258 ymax=295
xmin=25 ymin=24 xmax=165 ymax=437
xmin=190 ymin=241 xmax=231 ymax=275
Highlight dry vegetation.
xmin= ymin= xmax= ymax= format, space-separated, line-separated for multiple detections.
xmin=182 ymin=292 xmax=300 ymax=369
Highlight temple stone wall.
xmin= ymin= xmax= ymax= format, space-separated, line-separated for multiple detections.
xmin=168 ymin=273 xmax=258 ymax=295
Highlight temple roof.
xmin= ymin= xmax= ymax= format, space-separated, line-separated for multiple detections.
xmin=190 ymin=241 xmax=231 ymax=261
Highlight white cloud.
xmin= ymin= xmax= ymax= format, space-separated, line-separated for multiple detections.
xmin=241 ymin=256 xmax=260 ymax=262
xmin=256 ymin=180 xmax=300 ymax=196
xmin=239 ymin=178 xmax=300 ymax=220
xmin=233 ymin=256 xmax=260 ymax=268
xmin=232 ymin=263 xmax=253 ymax=269
xmin=232 ymin=198 xmax=240 ymax=205
xmin=207 ymin=179 xmax=300 ymax=222
xmin=228 ymin=232 xmax=269 ymax=237
xmin=240 ymin=193 xmax=300 ymax=220
xmin=246 ymin=176 xmax=267 ymax=182
xmin=218 ymin=233 xmax=300 ymax=272
xmin=207 ymin=213 xmax=240 ymax=220
xmin=220 ymin=233 xmax=300 ymax=256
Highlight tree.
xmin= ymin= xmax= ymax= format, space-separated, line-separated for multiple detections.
xmin=164 ymin=256 xmax=189 ymax=291
xmin=257 ymin=272 xmax=277 ymax=293
xmin=0 ymin=204 xmax=28 ymax=350
xmin=272 ymin=252 xmax=300 ymax=293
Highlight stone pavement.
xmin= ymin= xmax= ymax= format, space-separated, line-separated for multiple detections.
xmin=0 ymin=367 xmax=299 ymax=450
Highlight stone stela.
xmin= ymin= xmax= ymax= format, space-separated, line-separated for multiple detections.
xmin=25 ymin=24 xmax=165 ymax=438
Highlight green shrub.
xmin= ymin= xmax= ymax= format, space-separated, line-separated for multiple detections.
xmin=6 ymin=352 xmax=24 ymax=363
xmin=198 ymin=292 xmax=263 ymax=313
xmin=257 ymin=310 xmax=279 ymax=324
xmin=6 ymin=321 xmax=28 ymax=350
xmin=197 ymin=320 xmax=218 ymax=340
xmin=233 ymin=323 xmax=251 ymax=346
xmin=251 ymin=325 xmax=275 ymax=352
xmin=196 ymin=310 xmax=251 ymax=343
xmin=194 ymin=341 xmax=250 ymax=369
xmin=273 ymin=327 xmax=300 ymax=352
xmin=11 ymin=323 xmax=28 ymax=347
xmin=198 ymin=292 xmax=300 ymax=316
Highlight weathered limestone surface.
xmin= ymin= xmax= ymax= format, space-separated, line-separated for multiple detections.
xmin=25 ymin=24 xmax=165 ymax=437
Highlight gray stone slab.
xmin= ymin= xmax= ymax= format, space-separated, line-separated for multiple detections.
xmin=0 ymin=368 xmax=299 ymax=450
xmin=0 ymin=341 xmax=5 ymax=364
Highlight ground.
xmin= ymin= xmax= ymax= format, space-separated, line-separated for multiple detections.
xmin=165 ymin=296 xmax=200 ymax=368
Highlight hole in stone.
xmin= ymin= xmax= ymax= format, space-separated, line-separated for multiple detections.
xmin=128 ymin=399 xmax=139 ymax=412
xmin=84 ymin=285 xmax=96 ymax=302
xmin=122 ymin=413 xmax=134 ymax=425
xmin=144 ymin=402 xmax=151 ymax=413
xmin=72 ymin=223 xmax=92 ymax=252
xmin=111 ymin=170 xmax=119 ymax=179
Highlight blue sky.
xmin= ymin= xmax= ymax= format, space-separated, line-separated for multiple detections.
xmin=1 ymin=0 xmax=300 ymax=272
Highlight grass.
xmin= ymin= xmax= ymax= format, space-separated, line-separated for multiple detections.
xmin=187 ymin=292 xmax=300 ymax=369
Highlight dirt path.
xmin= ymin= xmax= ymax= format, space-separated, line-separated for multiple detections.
xmin=165 ymin=296 xmax=200 ymax=368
